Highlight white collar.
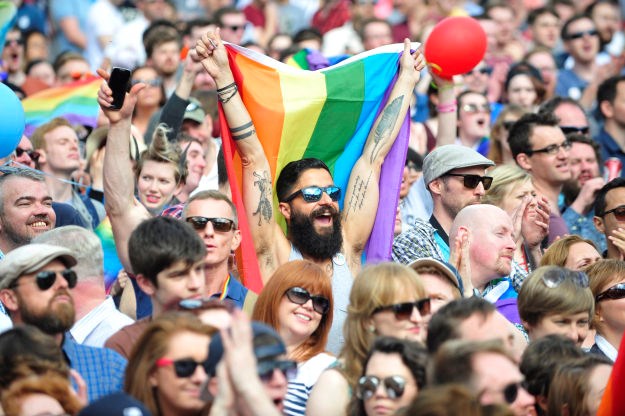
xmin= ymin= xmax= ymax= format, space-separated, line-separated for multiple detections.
xmin=595 ymin=333 xmax=618 ymax=362
xmin=69 ymin=297 xmax=116 ymax=343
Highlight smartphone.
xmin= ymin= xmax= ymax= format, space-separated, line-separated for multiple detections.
xmin=108 ymin=67 xmax=131 ymax=111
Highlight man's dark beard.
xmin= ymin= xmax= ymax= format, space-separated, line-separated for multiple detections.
xmin=18 ymin=290 xmax=75 ymax=335
xmin=288 ymin=207 xmax=343 ymax=261
xmin=562 ymin=179 xmax=581 ymax=207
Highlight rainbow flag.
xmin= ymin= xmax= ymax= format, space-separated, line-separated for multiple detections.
xmin=22 ymin=76 xmax=101 ymax=136
xmin=221 ymin=43 xmax=413 ymax=293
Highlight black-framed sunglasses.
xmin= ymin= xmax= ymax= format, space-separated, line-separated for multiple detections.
xmin=541 ymin=269 xmax=589 ymax=289
xmin=596 ymin=283 xmax=625 ymax=302
xmin=372 ymin=298 xmax=431 ymax=320
xmin=186 ymin=216 xmax=235 ymax=232
xmin=14 ymin=147 xmax=41 ymax=162
xmin=445 ymin=173 xmax=493 ymax=190
xmin=156 ymin=357 xmax=209 ymax=378
xmin=282 ymin=185 xmax=341 ymax=203
xmin=285 ymin=287 xmax=330 ymax=315
xmin=602 ymin=205 xmax=625 ymax=221
xmin=465 ymin=67 xmax=492 ymax=76
xmin=257 ymin=359 xmax=298 ymax=382
xmin=4 ymin=38 xmax=23 ymax=48
xmin=565 ymin=29 xmax=599 ymax=40
xmin=526 ymin=139 xmax=572 ymax=156
xmin=560 ymin=126 xmax=589 ymax=135
xmin=11 ymin=269 xmax=78 ymax=291
xmin=481 ymin=382 xmax=524 ymax=404
xmin=356 ymin=375 xmax=407 ymax=400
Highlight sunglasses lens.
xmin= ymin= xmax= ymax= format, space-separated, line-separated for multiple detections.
xmin=327 ymin=186 xmax=341 ymax=201
xmin=286 ymin=287 xmax=310 ymax=305
xmin=62 ymin=270 xmax=78 ymax=288
xmin=463 ymin=175 xmax=480 ymax=189
xmin=604 ymin=287 xmax=625 ymax=300
xmin=417 ymin=298 xmax=431 ymax=316
xmin=312 ymin=296 xmax=330 ymax=314
xmin=613 ymin=207 xmax=625 ymax=221
xmin=385 ymin=376 xmax=405 ymax=399
xmin=36 ymin=271 xmax=56 ymax=290
xmin=15 ymin=148 xmax=24 ymax=157
xmin=393 ymin=303 xmax=414 ymax=320
xmin=482 ymin=177 xmax=493 ymax=190
xmin=357 ymin=377 xmax=379 ymax=400
xmin=301 ymin=187 xmax=323 ymax=202
xmin=503 ymin=383 xmax=518 ymax=404
xmin=187 ymin=217 xmax=208 ymax=230
xmin=211 ymin=218 xmax=234 ymax=232
xmin=173 ymin=359 xmax=197 ymax=378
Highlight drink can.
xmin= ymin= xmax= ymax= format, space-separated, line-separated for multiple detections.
xmin=604 ymin=157 xmax=623 ymax=182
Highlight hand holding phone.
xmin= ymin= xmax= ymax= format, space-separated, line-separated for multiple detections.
xmin=107 ymin=67 xmax=131 ymax=111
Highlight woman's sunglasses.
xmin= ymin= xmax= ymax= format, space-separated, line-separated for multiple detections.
xmin=596 ymin=283 xmax=625 ymax=302
xmin=541 ymin=269 xmax=589 ymax=289
xmin=285 ymin=287 xmax=330 ymax=315
xmin=356 ymin=375 xmax=407 ymax=400
xmin=156 ymin=357 xmax=209 ymax=378
xmin=186 ymin=216 xmax=235 ymax=232
xmin=372 ymin=298 xmax=431 ymax=320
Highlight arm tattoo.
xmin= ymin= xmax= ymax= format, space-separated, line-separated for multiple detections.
xmin=370 ymin=95 xmax=403 ymax=163
xmin=230 ymin=121 xmax=256 ymax=141
xmin=252 ymin=171 xmax=273 ymax=225
xmin=230 ymin=121 xmax=254 ymax=133
xmin=344 ymin=172 xmax=372 ymax=221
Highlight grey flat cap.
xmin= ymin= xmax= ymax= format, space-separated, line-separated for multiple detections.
xmin=0 ymin=244 xmax=77 ymax=290
xmin=423 ymin=145 xmax=494 ymax=185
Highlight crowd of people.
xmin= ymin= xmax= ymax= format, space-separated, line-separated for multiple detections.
xmin=2 ymin=0 xmax=625 ymax=415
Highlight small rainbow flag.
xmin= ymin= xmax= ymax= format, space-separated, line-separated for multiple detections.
xmin=221 ymin=43 xmax=413 ymax=293
xmin=22 ymin=76 xmax=101 ymax=136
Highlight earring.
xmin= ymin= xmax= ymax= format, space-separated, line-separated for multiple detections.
xmin=368 ymin=325 xmax=375 ymax=333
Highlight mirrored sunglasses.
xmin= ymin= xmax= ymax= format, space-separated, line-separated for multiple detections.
xmin=596 ymin=283 xmax=625 ymax=302
xmin=282 ymin=185 xmax=341 ymax=203
xmin=356 ymin=375 xmax=406 ymax=400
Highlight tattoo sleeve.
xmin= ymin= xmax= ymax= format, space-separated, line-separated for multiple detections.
xmin=369 ymin=95 xmax=403 ymax=163
xmin=252 ymin=171 xmax=273 ymax=225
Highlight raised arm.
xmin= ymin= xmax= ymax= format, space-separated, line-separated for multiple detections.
xmin=342 ymin=39 xmax=425 ymax=264
xmin=96 ymin=69 xmax=151 ymax=273
xmin=195 ymin=31 xmax=290 ymax=282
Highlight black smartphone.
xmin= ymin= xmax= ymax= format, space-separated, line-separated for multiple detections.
xmin=108 ymin=67 xmax=131 ymax=111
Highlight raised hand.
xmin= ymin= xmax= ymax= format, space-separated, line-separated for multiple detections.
xmin=95 ymin=68 xmax=145 ymax=124
xmin=399 ymin=38 xmax=426 ymax=86
xmin=195 ymin=29 xmax=232 ymax=83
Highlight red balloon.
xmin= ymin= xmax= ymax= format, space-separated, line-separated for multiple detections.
xmin=424 ymin=16 xmax=487 ymax=79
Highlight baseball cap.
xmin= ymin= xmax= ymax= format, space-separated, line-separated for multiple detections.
xmin=408 ymin=257 xmax=464 ymax=297
xmin=205 ymin=321 xmax=286 ymax=376
xmin=77 ymin=392 xmax=152 ymax=416
xmin=422 ymin=145 xmax=494 ymax=185
xmin=0 ymin=244 xmax=77 ymax=290
xmin=184 ymin=98 xmax=206 ymax=124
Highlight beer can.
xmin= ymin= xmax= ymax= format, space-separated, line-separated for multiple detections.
xmin=604 ymin=157 xmax=623 ymax=182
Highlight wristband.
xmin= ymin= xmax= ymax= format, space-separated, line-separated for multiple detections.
xmin=436 ymin=100 xmax=457 ymax=113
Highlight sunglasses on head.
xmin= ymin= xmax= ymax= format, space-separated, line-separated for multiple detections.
xmin=14 ymin=147 xmax=40 ymax=162
xmin=560 ymin=126 xmax=589 ymax=135
xmin=541 ymin=269 xmax=589 ymax=289
xmin=372 ymin=298 xmax=431 ymax=320
xmin=11 ymin=269 xmax=78 ymax=291
xmin=186 ymin=216 xmax=235 ymax=232
xmin=356 ymin=375 xmax=407 ymax=400
xmin=445 ymin=173 xmax=493 ymax=190
xmin=285 ymin=287 xmax=330 ymax=315
xmin=602 ymin=205 xmax=625 ymax=221
xmin=596 ymin=282 xmax=625 ymax=302
xmin=257 ymin=359 xmax=298 ymax=382
xmin=565 ymin=29 xmax=599 ymax=40
xmin=156 ymin=357 xmax=209 ymax=378
xmin=282 ymin=185 xmax=341 ymax=203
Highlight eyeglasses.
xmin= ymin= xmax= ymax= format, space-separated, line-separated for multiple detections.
xmin=11 ymin=269 xmax=78 ymax=291
xmin=186 ymin=216 xmax=235 ymax=232
xmin=502 ymin=120 xmax=517 ymax=131
xmin=372 ymin=298 xmax=431 ymax=320
xmin=356 ymin=375 xmax=407 ymax=400
xmin=257 ymin=359 xmax=298 ymax=382
xmin=131 ymin=78 xmax=162 ymax=87
xmin=14 ymin=147 xmax=40 ymax=162
xmin=223 ymin=24 xmax=245 ymax=31
xmin=602 ymin=205 xmax=625 ymax=220
xmin=540 ymin=269 xmax=589 ymax=289
xmin=4 ymin=39 xmax=23 ymax=48
xmin=565 ymin=29 xmax=599 ymax=40
xmin=526 ymin=140 xmax=572 ymax=156
xmin=461 ymin=103 xmax=491 ymax=113
xmin=445 ymin=173 xmax=493 ymax=190
xmin=156 ymin=357 xmax=209 ymax=378
xmin=282 ymin=185 xmax=341 ymax=203
xmin=285 ymin=287 xmax=330 ymax=315
xmin=465 ymin=67 xmax=492 ymax=76
xmin=560 ymin=126 xmax=589 ymax=135
xmin=596 ymin=283 xmax=625 ymax=302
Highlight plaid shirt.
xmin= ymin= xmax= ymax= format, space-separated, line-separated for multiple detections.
xmin=63 ymin=335 xmax=127 ymax=402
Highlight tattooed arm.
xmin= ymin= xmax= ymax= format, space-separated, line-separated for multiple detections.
xmin=196 ymin=30 xmax=290 ymax=282
xmin=343 ymin=39 xmax=425 ymax=269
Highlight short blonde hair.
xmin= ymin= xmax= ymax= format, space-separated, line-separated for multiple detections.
xmin=483 ymin=164 xmax=531 ymax=208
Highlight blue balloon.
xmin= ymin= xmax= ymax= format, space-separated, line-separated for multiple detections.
xmin=0 ymin=82 xmax=24 ymax=158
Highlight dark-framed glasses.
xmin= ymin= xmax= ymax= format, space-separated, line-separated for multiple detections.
xmin=282 ymin=185 xmax=341 ymax=203
xmin=257 ymin=359 xmax=298 ymax=382
xmin=565 ymin=29 xmax=599 ymax=40
xmin=11 ymin=269 xmax=78 ymax=291
xmin=4 ymin=38 xmax=23 ymax=48
xmin=372 ymin=298 xmax=431 ymax=320
xmin=15 ymin=147 xmax=41 ymax=162
xmin=186 ymin=216 xmax=235 ymax=232
xmin=560 ymin=126 xmax=589 ymax=135
xmin=156 ymin=357 xmax=209 ymax=378
xmin=285 ymin=287 xmax=330 ymax=315
xmin=527 ymin=140 xmax=572 ymax=156
xmin=602 ymin=205 xmax=625 ymax=221
xmin=540 ymin=269 xmax=589 ymax=289
xmin=596 ymin=283 xmax=625 ymax=302
xmin=445 ymin=173 xmax=493 ymax=190
xmin=356 ymin=375 xmax=407 ymax=400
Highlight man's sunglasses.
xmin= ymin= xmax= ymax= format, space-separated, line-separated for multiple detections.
xmin=15 ymin=147 xmax=40 ymax=162
xmin=186 ymin=216 xmax=235 ymax=232
xmin=596 ymin=283 xmax=625 ymax=302
xmin=565 ymin=29 xmax=599 ymax=40
xmin=282 ymin=185 xmax=341 ymax=203
xmin=156 ymin=357 xmax=209 ymax=378
xmin=356 ymin=375 xmax=407 ymax=400
xmin=4 ymin=39 xmax=23 ymax=48
xmin=602 ymin=205 xmax=625 ymax=221
xmin=560 ymin=126 xmax=589 ymax=135
xmin=445 ymin=173 xmax=493 ymax=190
xmin=257 ymin=359 xmax=298 ymax=382
xmin=372 ymin=298 xmax=431 ymax=320
xmin=541 ymin=269 xmax=589 ymax=289
xmin=285 ymin=287 xmax=330 ymax=315
xmin=11 ymin=269 xmax=78 ymax=291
